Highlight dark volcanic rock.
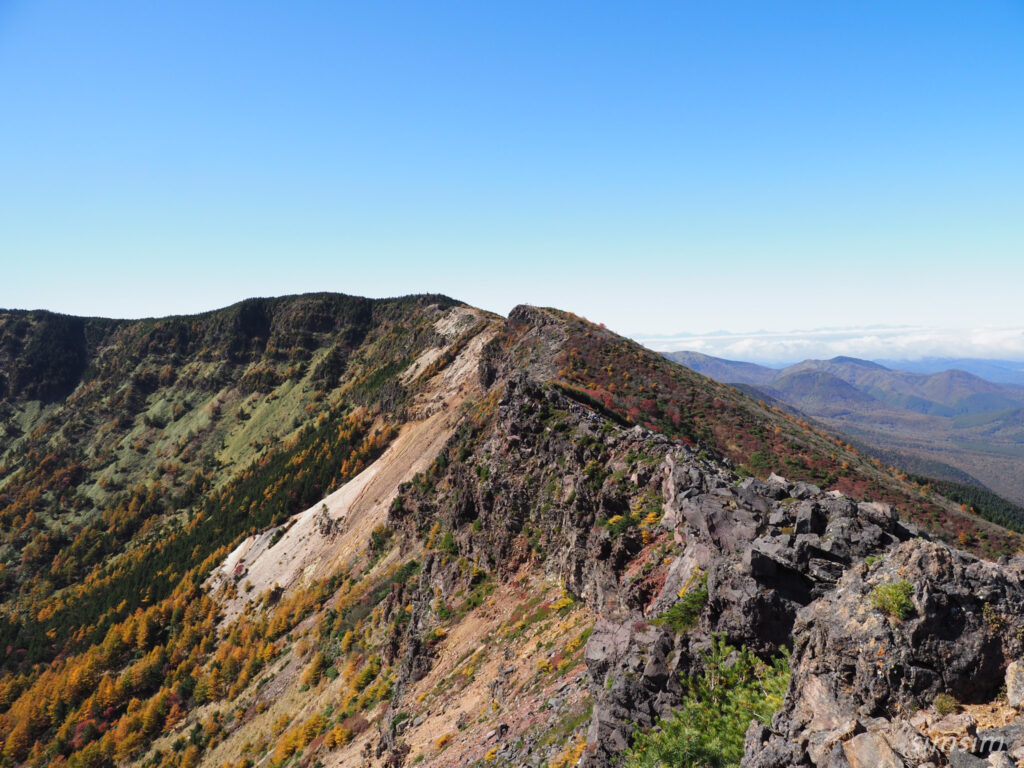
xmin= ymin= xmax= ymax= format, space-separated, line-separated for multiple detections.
xmin=581 ymin=462 xmax=930 ymax=767
xmin=743 ymin=539 xmax=1024 ymax=768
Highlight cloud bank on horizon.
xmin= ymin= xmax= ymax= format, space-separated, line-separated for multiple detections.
xmin=634 ymin=326 xmax=1024 ymax=365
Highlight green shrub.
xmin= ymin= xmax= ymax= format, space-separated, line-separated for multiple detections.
xmin=622 ymin=636 xmax=790 ymax=768
xmin=369 ymin=524 xmax=393 ymax=552
xmin=604 ymin=512 xmax=641 ymax=538
xmin=934 ymin=692 xmax=958 ymax=715
xmin=653 ymin=576 xmax=708 ymax=634
xmin=439 ymin=531 xmax=458 ymax=555
xmin=870 ymin=580 xmax=915 ymax=620
xmin=463 ymin=580 xmax=495 ymax=611
xmin=747 ymin=450 xmax=771 ymax=473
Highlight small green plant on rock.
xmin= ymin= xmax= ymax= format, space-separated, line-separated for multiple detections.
xmin=934 ymin=692 xmax=958 ymax=716
xmin=653 ymin=575 xmax=709 ymax=634
xmin=983 ymin=602 xmax=1008 ymax=630
xmin=870 ymin=580 xmax=915 ymax=621
xmin=439 ymin=530 xmax=458 ymax=556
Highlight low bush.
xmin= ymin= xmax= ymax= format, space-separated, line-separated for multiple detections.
xmin=870 ymin=580 xmax=915 ymax=620
xmin=653 ymin=576 xmax=708 ymax=634
xmin=934 ymin=692 xmax=958 ymax=716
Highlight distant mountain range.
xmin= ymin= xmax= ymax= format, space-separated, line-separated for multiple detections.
xmin=876 ymin=357 xmax=1024 ymax=387
xmin=667 ymin=350 xmax=1024 ymax=505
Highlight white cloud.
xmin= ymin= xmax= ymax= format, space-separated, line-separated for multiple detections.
xmin=633 ymin=326 xmax=1024 ymax=365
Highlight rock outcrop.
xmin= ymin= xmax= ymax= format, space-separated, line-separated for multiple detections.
xmin=581 ymin=460 xmax=927 ymax=766
xmin=744 ymin=539 xmax=1024 ymax=768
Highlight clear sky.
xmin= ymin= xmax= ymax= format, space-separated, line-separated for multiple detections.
xmin=2 ymin=1 xmax=1022 ymax=349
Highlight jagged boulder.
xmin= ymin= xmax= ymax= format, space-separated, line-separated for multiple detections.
xmin=584 ymin=618 xmax=681 ymax=756
xmin=664 ymin=469 xmax=923 ymax=655
xmin=1007 ymin=661 xmax=1024 ymax=710
xmin=743 ymin=539 xmax=1024 ymax=768
xmin=582 ymin=466 xmax=928 ymax=766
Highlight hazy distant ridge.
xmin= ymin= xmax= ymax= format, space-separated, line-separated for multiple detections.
xmin=666 ymin=350 xmax=1024 ymax=505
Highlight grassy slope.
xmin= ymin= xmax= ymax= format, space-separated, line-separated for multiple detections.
xmin=0 ymin=294 xmax=515 ymax=768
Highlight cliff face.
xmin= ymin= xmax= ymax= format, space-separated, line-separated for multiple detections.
xmin=380 ymin=374 xmax=942 ymax=766
xmin=2 ymin=296 xmax=1024 ymax=768
xmin=372 ymin=328 xmax=1024 ymax=768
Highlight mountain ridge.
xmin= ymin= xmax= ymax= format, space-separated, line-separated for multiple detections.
xmin=1 ymin=293 xmax=1022 ymax=768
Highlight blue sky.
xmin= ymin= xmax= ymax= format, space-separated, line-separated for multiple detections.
xmin=1 ymin=1 xmax=1022 ymax=352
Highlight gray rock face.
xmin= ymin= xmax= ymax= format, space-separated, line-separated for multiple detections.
xmin=948 ymin=748 xmax=988 ymax=768
xmin=857 ymin=501 xmax=898 ymax=530
xmin=1006 ymin=660 xmax=1024 ymax=710
xmin=743 ymin=539 xmax=1024 ymax=768
xmin=580 ymin=449 xmax=928 ymax=767
xmin=583 ymin=619 xmax=679 ymax=759
xmin=842 ymin=732 xmax=902 ymax=768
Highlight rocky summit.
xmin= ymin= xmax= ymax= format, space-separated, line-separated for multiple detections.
xmin=1 ymin=294 xmax=1024 ymax=768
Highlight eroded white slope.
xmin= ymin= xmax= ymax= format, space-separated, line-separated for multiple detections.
xmin=209 ymin=307 xmax=496 ymax=622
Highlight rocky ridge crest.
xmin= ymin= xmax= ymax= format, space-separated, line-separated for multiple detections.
xmin=379 ymin=367 xmax=983 ymax=767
